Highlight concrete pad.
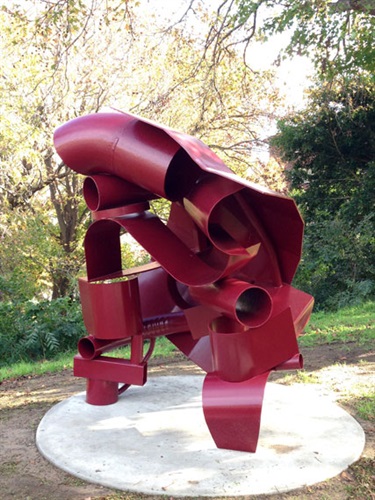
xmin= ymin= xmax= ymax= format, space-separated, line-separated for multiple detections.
xmin=36 ymin=376 xmax=365 ymax=497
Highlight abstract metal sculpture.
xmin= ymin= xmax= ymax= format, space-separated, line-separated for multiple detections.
xmin=54 ymin=111 xmax=314 ymax=452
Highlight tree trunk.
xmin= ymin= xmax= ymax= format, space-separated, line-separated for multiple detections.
xmin=44 ymin=151 xmax=84 ymax=298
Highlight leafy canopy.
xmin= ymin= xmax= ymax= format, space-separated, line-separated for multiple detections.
xmin=208 ymin=0 xmax=375 ymax=78
xmin=272 ymin=78 xmax=375 ymax=222
xmin=0 ymin=0 xmax=285 ymax=300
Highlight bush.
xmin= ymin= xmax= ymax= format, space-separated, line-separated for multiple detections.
xmin=0 ymin=298 xmax=85 ymax=364
xmin=293 ymin=214 xmax=375 ymax=310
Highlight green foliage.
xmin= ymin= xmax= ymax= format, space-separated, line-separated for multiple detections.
xmin=0 ymin=209 xmax=86 ymax=301
xmin=274 ymin=79 xmax=375 ymax=222
xmin=273 ymin=79 xmax=375 ymax=309
xmin=293 ymin=213 xmax=375 ymax=310
xmin=0 ymin=0 xmax=283 ymax=302
xmin=233 ymin=0 xmax=375 ymax=78
xmin=0 ymin=298 xmax=85 ymax=364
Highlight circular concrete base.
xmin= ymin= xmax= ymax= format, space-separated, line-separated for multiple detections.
xmin=36 ymin=376 xmax=365 ymax=497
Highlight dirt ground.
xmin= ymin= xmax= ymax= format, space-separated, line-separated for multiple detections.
xmin=0 ymin=344 xmax=374 ymax=500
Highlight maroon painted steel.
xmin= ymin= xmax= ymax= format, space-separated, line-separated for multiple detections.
xmin=189 ymin=278 xmax=273 ymax=328
xmin=85 ymin=379 xmax=119 ymax=406
xmin=79 ymin=276 xmax=142 ymax=339
xmin=74 ymin=355 xmax=147 ymax=386
xmin=202 ymin=371 xmax=271 ymax=452
xmin=54 ymin=110 xmax=314 ymax=453
xmin=83 ymin=175 xmax=156 ymax=211
xmin=78 ymin=312 xmax=189 ymax=360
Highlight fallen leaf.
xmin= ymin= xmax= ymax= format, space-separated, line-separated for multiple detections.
xmin=341 ymin=471 xmax=354 ymax=482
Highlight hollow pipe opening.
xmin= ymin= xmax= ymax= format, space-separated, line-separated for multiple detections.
xmin=236 ymin=287 xmax=272 ymax=328
xmin=83 ymin=176 xmax=100 ymax=211
xmin=78 ymin=336 xmax=96 ymax=360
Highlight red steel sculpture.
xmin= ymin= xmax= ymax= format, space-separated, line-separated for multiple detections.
xmin=54 ymin=111 xmax=314 ymax=452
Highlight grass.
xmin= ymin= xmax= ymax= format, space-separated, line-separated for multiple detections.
xmin=299 ymin=301 xmax=375 ymax=348
xmin=0 ymin=461 xmax=20 ymax=476
xmin=0 ymin=336 xmax=177 ymax=382
xmin=0 ymin=351 xmax=74 ymax=382
xmin=106 ymin=336 xmax=177 ymax=359
xmin=355 ymin=391 xmax=375 ymax=420
xmin=277 ymin=370 xmax=321 ymax=385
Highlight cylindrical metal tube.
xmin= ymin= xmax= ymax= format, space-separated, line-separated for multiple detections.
xmin=78 ymin=335 xmax=131 ymax=360
xmin=78 ymin=312 xmax=189 ymax=360
xmin=86 ymin=378 xmax=119 ymax=405
xmin=190 ymin=278 xmax=272 ymax=328
xmin=83 ymin=175 xmax=155 ymax=211
xmin=54 ymin=113 xmax=180 ymax=199
xmin=142 ymin=312 xmax=189 ymax=336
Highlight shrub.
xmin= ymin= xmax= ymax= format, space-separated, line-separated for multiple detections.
xmin=0 ymin=298 xmax=85 ymax=364
xmin=293 ymin=214 xmax=375 ymax=310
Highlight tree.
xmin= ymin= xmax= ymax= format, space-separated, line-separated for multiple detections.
xmin=0 ymin=0 xmax=141 ymax=298
xmin=190 ymin=0 xmax=375 ymax=78
xmin=272 ymin=78 xmax=375 ymax=222
xmin=271 ymin=78 xmax=375 ymax=308
xmin=0 ymin=0 xmax=284 ymax=299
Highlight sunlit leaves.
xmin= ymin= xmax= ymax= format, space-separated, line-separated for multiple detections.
xmin=0 ymin=0 xmax=285 ymax=299
xmin=232 ymin=0 xmax=375 ymax=78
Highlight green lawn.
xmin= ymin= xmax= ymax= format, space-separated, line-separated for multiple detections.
xmin=300 ymin=301 xmax=375 ymax=348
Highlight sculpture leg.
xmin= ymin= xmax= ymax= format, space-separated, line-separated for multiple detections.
xmin=202 ymin=371 xmax=270 ymax=452
xmin=86 ymin=379 xmax=119 ymax=405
